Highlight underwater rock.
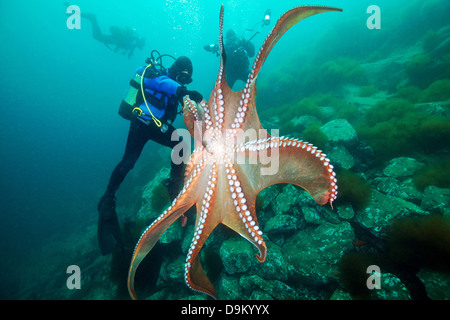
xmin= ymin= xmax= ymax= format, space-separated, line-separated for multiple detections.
xmin=265 ymin=214 xmax=298 ymax=235
xmin=137 ymin=167 xmax=170 ymax=221
xmin=415 ymin=100 xmax=450 ymax=117
xmin=355 ymin=189 xmax=427 ymax=236
xmin=372 ymin=157 xmax=425 ymax=203
xmin=138 ymin=166 xmax=185 ymax=246
xmin=337 ymin=204 xmax=354 ymax=220
xmin=373 ymin=273 xmax=410 ymax=300
xmin=282 ymin=222 xmax=354 ymax=281
xmin=157 ymin=255 xmax=185 ymax=287
xmin=249 ymin=290 xmax=274 ymax=300
xmin=353 ymin=141 xmax=375 ymax=170
xmin=360 ymin=47 xmax=416 ymax=91
xmin=291 ymin=115 xmax=321 ymax=132
xmin=330 ymin=288 xmax=353 ymax=300
xmin=159 ymin=220 xmax=183 ymax=244
xmin=257 ymin=185 xmax=280 ymax=210
xmin=327 ymin=145 xmax=355 ymax=170
xmin=420 ymin=185 xmax=450 ymax=215
xmin=181 ymin=222 xmax=195 ymax=253
xmin=265 ymin=214 xmax=299 ymax=246
xmin=219 ymin=237 xmax=254 ymax=275
xmin=252 ymin=241 xmax=290 ymax=281
xmin=239 ymin=275 xmax=299 ymax=300
xmin=217 ymin=274 xmax=242 ymax=300
xmin=417 ymin=269 xmax=450 ymax=300
xmin=271 ymin=184 xmax=300 ymax=215
xmin=373 ymin=176 xmax=423 ymax=203
xmin=321 ymin=119 xmax=358 ymax=147
xmin=317 ymin=106 xmax=336 ymax=120
xmin=383 ymin=157 xmax=424 ymax=178
xmin=302 ymin=206 xmax=324 ymax=225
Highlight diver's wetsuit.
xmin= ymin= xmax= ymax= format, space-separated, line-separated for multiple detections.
xmin=103 ymin=66 xmax=185 ymax=199
xmin=104 ymin=119 xmax=184 ymax=198
xmin=81 ymin=12 xmax=144 ymax=58
xmin=98 ymin=57 xmax=200 ymax=256
xmin=224 ymin=32 xmax=255 ymax=88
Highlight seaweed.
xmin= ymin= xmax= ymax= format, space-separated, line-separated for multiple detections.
xmin=151 ymin=183 xmax=171 ymax=212
xmin=318 ymin=57 xmax=367 ymax=88
xmin=413 ymin=160 xmax=450 ymax=191
xmin=421 ymin=30 xmax=441 ymax=52
xmin=357 ymin=97 xmax=450 ymax=161
xmin=302 ymin=124 xmax=328 ymax=150
xmin=405 ymin=53 xmax=433 ymax=88
xmin=109 ymin=218 xmax=148 ymax=298
xmin=358 ymin=85 xmax=379 ymax=97
xmin=339 ymin=215 xmax=450 ymax=300
xmin=334 ymin=169 xmax=371 ymax=211
xmin=387 ymin=215 xmax=450 ymax=272
xmin=394 ymin=85 xmax=423 ymax=103
xmin=338 ymin=252 xmax=379 ymax=299
xmin=420 ymin=79 xmax=450 ymax=102
xmin=362 ymin=98 xmax=414 ymax=127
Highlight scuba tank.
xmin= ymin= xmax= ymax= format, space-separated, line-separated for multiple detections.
xmin=118 ymin=51 xmax=179 ymax=130
xmin=124 ymin=73 xmax=142 ymax=107
xmin=119 ymin=71 xmax=143 ymax=120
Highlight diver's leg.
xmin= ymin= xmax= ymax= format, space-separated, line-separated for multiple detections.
xmin=149 ymin=124 xmax=187 ymax=200
xmin=98 ymin=120 xmax=148 ymax=255
xmin=102 ymin=120 xmax=148 ymax=197
xmin=150 ymin=124 xmax=187 ymax=225
xmin=81 ymin=12 xmax=113 ymax=46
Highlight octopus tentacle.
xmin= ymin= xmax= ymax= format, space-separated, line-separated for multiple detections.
xmin=183 ymin=97 xmax=206 ymax=140
xmin=239 ymin=136 xmax=337 ymax=206
xmin=184 ymin=162 xmax=219 ymax=298
xmin=127 ymin=158 xmax=207 ymax=300
xmin=207 ymin=5 xmax=229 ymax=132
xmin=251 ymin=6 xmax=343 ymax=81
xmin=222 ymin=159 xmax=267 ymax=262
xmin=216 ymin=5 xmax=227 ymax=88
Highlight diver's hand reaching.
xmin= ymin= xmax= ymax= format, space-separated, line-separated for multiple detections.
xmin=177 ymin=86 xmax=203 ymax=104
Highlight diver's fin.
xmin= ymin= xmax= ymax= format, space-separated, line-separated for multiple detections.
xmin=97 ymin=196 xmax=122 ymax=255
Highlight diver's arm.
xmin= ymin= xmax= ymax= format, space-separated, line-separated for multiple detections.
xmin=144 ymin=76 xmax=180 ymax=97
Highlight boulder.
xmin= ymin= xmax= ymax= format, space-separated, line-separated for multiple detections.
xmin=355 ymin=189 xmax=427 ymax=236
xmin=321 ymin=119 xmax=358 ymax=147
xmin=282 ymin=222 xmax=354 ymax=281
xmin=327 ymin=145 xmax=355 ymax=170
xmin=421 ymin=185 xmax=450 ymax=215
xmin=219 ymin=237 xmax=254 ymax=275
xmin=382 ymin=157 xmax=424 ymax=178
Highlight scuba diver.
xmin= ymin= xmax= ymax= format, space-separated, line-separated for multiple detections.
xmin=204 ymin=9 xmax=271 ymax=88
xmin=64 ymin=2 xmax=145 ymax=58
xmin=97 ymin=51 xmax=203 ymax=255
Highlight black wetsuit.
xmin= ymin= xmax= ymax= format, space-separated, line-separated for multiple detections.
xmin=104 ymin=118 xmax=184 ymax=198
xmin=103 ymin=67 xmax=186 ymax=200
xmin=225 ymin=37 xmax=255 ymax=88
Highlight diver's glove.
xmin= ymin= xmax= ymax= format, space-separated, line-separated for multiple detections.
xmin=176 ymin=86 xmax=203 ymax=104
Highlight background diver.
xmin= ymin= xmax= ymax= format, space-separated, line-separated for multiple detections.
xmin=65 ymin=2 xmax=145 ymax=58
xmin=97 ymin=51 xmax=203 ymax=255
xmin=204 ymin=9 xmax=270 ymax=88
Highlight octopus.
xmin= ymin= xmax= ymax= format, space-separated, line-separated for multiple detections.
xmin=128 ymin=4 xmax=342 ymax=299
